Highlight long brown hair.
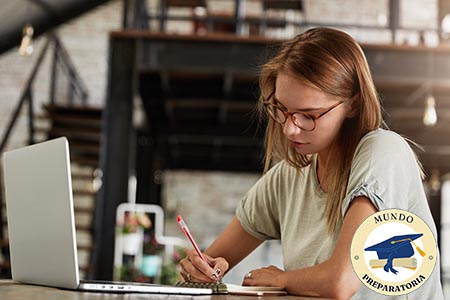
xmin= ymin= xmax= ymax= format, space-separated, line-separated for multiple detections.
xmin=259 ymin=27 xmax=382 ymax=233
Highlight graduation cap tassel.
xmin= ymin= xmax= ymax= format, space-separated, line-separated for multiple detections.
xmin=412 ymin=242 xmax=426 ymax=257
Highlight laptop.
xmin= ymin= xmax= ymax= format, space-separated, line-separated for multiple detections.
xmin=2 ymin=137 xmax=213 ymax=295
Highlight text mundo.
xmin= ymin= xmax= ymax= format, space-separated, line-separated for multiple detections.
xmin=374 ymin=212 xmax=414 ymax=224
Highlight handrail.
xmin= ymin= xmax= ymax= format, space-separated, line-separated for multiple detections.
xmin=52 ymin=36 xmax=89 ymax=105
xmin=0 ymin=34 xmax=89 ymax=154
xmin=0 ymin=39 xmax=50 ymax=153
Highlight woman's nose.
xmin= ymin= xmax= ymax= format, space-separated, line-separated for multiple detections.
xmin=282 ymin=116 xmax=301 ymax=137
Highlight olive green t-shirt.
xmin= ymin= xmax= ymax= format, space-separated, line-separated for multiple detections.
xmin=236 ymin=129 xmax=443 ymax=299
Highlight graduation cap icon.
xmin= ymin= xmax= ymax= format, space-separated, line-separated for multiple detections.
xmin=364 ymin=233 xmax=425 ymax=274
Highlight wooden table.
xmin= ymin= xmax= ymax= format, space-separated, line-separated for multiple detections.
xmin=0 ymin=280 xmax=333 ymax=300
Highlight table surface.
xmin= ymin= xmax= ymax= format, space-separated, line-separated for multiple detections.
xmin=0 ymin=280 xmax=333 ymax=300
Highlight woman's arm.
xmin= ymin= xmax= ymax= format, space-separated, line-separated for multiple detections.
xmin=205 ymin=216 xmax=264 ymax=269
xmin=243 ymin=196 xmax=376 ymax=300
xmin=179 ymin=216 xmax=263 ymax=282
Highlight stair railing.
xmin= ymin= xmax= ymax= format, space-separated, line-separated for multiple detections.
xmin=50 ymin=35 xmax=89 ymax=106
xmin=0 ymin=33 xmax=89 ymax=278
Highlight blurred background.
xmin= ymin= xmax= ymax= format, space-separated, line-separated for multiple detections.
xmin=0 ymin=0 xmax=448 ymax=297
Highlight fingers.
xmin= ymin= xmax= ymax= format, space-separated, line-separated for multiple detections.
xmin=179 ymin=270 xmax=190 ymax=282
xmin=179 ymin=250 xmax=219 ymax=282
xmin=244 ymin=271 xmax=253 ymax=279
xmin=204 ymin=254 xmax=229 ymax=281
xmin=242 ymin=266 xmax=283 ymax=287
xmin=180 ymin=258 xmax=212 ymax=282
xmin=242 ymin=270 xmax=255 ymax=286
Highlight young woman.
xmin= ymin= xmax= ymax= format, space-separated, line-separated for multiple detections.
xmin=178 ymin=27 xmax=444 ymax=299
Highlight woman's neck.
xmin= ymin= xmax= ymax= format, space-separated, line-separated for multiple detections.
xmin=316 ymin=153 xmax=329 ymax=192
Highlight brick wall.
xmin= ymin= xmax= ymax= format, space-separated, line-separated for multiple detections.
xmin=0 ymin=0 xmax=122 ymax=150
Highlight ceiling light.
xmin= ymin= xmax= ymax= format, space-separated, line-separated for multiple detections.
xmin=377 ymin=13 xmax=388 ymax=26
xmin=423 ymin=94 xmax=437 ymax=127
xmin=19 ymin=24 xmax=34 ymax=56
xmin=429 ymin=168 xmax=441 ymax=195
xmin=442 ymin=14 xmax=450 ymax=39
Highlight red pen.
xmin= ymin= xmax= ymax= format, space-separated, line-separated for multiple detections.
xmin=176 ymin=215 xmax=220 ymax=281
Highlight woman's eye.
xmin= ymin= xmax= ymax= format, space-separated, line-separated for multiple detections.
xmin=302 ymin=114 xmax=315 ymax=120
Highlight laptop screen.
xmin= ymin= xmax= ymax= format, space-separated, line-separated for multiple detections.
xmin=3 ymin=137 xmax=81 ymax=289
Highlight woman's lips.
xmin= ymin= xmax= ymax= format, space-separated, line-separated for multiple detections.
xmin=289 ymin=140 xmax=309 ymax=148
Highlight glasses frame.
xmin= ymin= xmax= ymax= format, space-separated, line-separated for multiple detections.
xmin=263 ymin=91 xmax=345 ymax=131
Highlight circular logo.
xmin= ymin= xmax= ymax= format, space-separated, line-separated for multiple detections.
xmin=351 ymin=209 xmax=437 ymax=296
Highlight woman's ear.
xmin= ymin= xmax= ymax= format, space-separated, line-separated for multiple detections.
xmin=346 ymin=94 xmax=359 ymax=118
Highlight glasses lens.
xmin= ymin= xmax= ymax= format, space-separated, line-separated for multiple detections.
xmin=266 ymin=104 xmax=286 ymax=124
xmin=292 ymin=113 xmax=315 ymax=131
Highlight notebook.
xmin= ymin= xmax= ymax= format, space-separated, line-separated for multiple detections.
xmin=2 ymin=137 xmax=212 ymax=295
xmin=175 ymin=282 xmax=288 ymax=296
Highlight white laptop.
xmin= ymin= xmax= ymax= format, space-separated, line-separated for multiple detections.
xmin=2 ymin=137 xmax=212 ymax=295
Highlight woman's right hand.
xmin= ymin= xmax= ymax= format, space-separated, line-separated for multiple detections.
xmin=179 ymin=249 xmax=229 ymax=282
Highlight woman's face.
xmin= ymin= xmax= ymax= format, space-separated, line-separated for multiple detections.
xmin=274 ymin=73 xmax=352 ymax=160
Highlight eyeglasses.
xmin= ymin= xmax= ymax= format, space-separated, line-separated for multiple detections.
xmin=263 ymin=91 xmax=344 ymax=131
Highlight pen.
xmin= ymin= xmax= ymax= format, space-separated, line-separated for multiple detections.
xmin=176 ymin=214 xmax=220 ymax=281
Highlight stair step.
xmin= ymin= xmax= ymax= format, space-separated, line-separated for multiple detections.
xmin=70 ymin=142 xmax=100 ymax=155
xmin=47 ymin=127 xmax=100 ymax=139
xmin=46 ymin=114 xmax=102 ymax=128
xmin=0 ymin=261 xmax=10 ymax=270
xmin=0 ymin=238 xmax=9 ymax=248
xmin=78 ymin=244 xmax=94 ymax=252
xmin=37 ymin=112 xmax=101 ymax=126
xmin=74 ymin=207 xmax=95 ymax=214
xmin=72 ymin=173 xmax=95 ymax=180
xmin=71 ymin=156 xmax=99 ymax=168
xmin=43 ymin=103 xmax=103 ymax=115
xmin=76 ymin=224 xmax=93 ymax=232
xmin=71 ymin=164 xmax=96 ymax=176
xmin=73 ymin=187 xmax=97 ymax=196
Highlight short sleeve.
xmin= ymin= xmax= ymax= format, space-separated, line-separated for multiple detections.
xmin=341 ymin=130 xmax=424 ymax=217
xmin=235 ymin=162 xmax=284 ymax=240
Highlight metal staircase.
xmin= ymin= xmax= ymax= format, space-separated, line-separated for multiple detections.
xmin=0 ymin=35 xmax=101 ymax=279
xmin=42 ymin=103 xmax=102 ymax=278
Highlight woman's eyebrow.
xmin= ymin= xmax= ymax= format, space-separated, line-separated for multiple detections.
xmin=274 ymin=95 xmax=325 ymax=112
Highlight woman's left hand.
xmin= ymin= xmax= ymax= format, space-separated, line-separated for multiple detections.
xmin=242 ymin=265 xmax=285 ymax=288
